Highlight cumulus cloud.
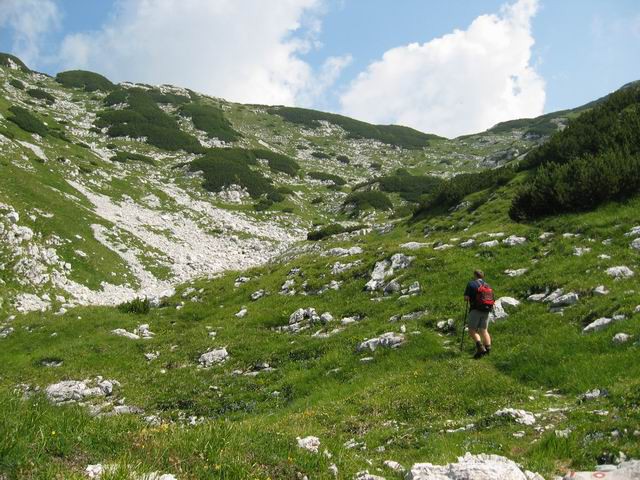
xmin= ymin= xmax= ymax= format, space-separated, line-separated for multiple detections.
xmin=340 ymin=0 xmax=545 ymax=138
xmin=58 ymin=0 xmax=346 ymax=106
xmin=0 ymin=0 xmax=60 ymax=67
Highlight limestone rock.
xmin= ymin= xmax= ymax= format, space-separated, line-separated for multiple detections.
xmin=406 ymin=453 xmax=543 ymax=480
xmin=460 ymin=239 xmax=475 ymax=248
xmin=354 ymin=471 xmax=385 ymax=480
xmin=495 ymin=408 xmax=536 ymax=425
xmin=296 ymin=436 xmax=320 ymax=453
xmin=326 ymin=246 xmax=363 ymax=257
xmin=357 ymin=332 xmax=405 ymax=352
xmin=607 ymin=266 xmax=634 ymax=279
xmin=612 ymin=333 xmax=632 ymax=344
xmin=235 ymin=307 xmax=248 ymax=318
xmin=199 ymin=347 xmax=229 ymax=367
xmin=112 ymin=329 xmax=140 ymax=340
xmin=504 ymin=269 xmax=528 ymax=277
xmin=503 ymin=235 xmax=526 ymax=246
xmin=593 ymin=285 xmax=610 ymax=296
xmin=383 ymin=460 xmax=405 ymax=472
xmin=631 ymin=238 xmax=640 ymax=250
xmin=583 ymin=316 xmax=625 ymax=334
xmin=400 ymin=242 xmax=429 ymax=250
xmin=250 ymin=289 xmax=265 ymax=301
xmin=46 ymin=378 xmax=118 ymax=404
xmin=550 ymin=292 xmax=579 ymax=308
xmin=479 ymin=240 xmax=499 ymax=248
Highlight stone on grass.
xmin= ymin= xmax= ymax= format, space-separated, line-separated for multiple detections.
xmin=563 ymin=460 xmax=640 ymax=480
xmin=503 ymin=235 xmax=527 ymax=246
xmin=436 ymin=318 xmax=456 ymax=332
xmin=612 ymin=333 xmax=632 ymax=344
xmin=495 ymin=408 xmax=536 ymax=426
xmin=326 ymin=246 xmax=363 ymax=257
xmin=199 ymin=348 xmax=229 ymax=367
xmin=357 ymin=332 xmax=405 ymax=352
xmin=390 ymin=253 xmax=414 ymax=270
xmin=0 ymin=326 xmax=14 ymax=338
xmin=135 ymin=324 xmax=154 ymax=339
xmin=583 ymin=316 xmax=625 ymax=334
xmin=460 ymin=239 xmax=475 ymax=248
xmin=234 ymin=276 xmax=250 ymax=287
xmin=527 ymin=293 xmax=547 ymax=302
xmin=46 ymin=378 xmax=117 ymax=404
xmin=434 ymin=243 xmax=453 ymax=251
xmin=400 ymin=242 xmax=429 ymax=250
xmin=235 ymin=307 xmax=248 ymax=318
xmin=479 ymin=240 xmax=499 ymax=248
xmin=383 ymin=460 xmax=405 ymax=472
xmin=6 ymin=211 xmax=19 ymax=223
xmin=504 ymin=269 xmax=528 ymax=277
xmin=384 ymin=280 xmax=401 ymax=295
xmin=593 ymin=285 xmax=610 ymax=296
xmin=112 ymin=328 xmax=140 ymax=340
xmin=607 ymin=266 xmax=634 ymax=279
xmin=550 ymin=292 xmax=579 ymax=308
xmin=631 ymin=238 xmax=640 ymax=250
xmin=573 ymin=247 xmax=591 ymax=256
xmin=406 ymin=453 xmax=543 ymax=480
xmin=354 ymin=471 xmax=385 ymax=480
xmin=297 ymin=436 xmax=320 ymax=453
xmin=320 ymin=312 xmax=334 ymax=323
xmin=250 ymin=289 xmax=265 ymax=300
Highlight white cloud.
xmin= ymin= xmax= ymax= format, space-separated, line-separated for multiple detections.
xmin=0 ymin=0 xmax=60 ymax=67
xmin=58 ymin=0 xmax=343 ymax=106
xmin=340 ymin=0 xmax=545 ymax=138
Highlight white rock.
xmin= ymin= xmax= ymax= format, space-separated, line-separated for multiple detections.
xmin=383 ymin=460 xmax=405 ymax=472
xmin=625 ymin=226 xmax=640 ymax=237
xmin=495 ymin=408 xmax=536 ymax=426
xmin=460 ymin=239 xmax=475 ymax=248
xmin=527 ymin=293 xmax=547 ymax=302
xmin=354 ymin=471 xmax=385 ymax=480
xmin=598 ymin=254 xmax=612 ymax=260
xmin=630 ymin=238 xmax=640 ymax=250
xmin=391 ymin=253 xmax=414 ymax=270
xmin=250 ymin=289 xmax=265 ymax=300
xmin=235 ymin=307 xmax=248 ymax=318
xmin=199 ymin=348 xmax=229 ymax=367
xmin=326 ymin=246 xmax=363 ymax=257
xmin=573 ymin=247 xmax=591 ymax=256
xmin=46 ymin=379 xmax=116 ymax=404
xmin=406 ymin=453 xmax=543 ymax=480
xmin=542 ymin=289 xmax=564 ymax=303
xmin=583 ymin=317 xmax=621 ymax=334
xmin=6 ymin=211 xmax=19 ymax=223
xmin=550 ymin=292 xmax=579 ymax=308
xmin=612 ymin=333 xmax=632 ymax=344
xmin=607 ymin=266 xmax=634 ymax=279
xmin=357 ymin=332 xmax=405 ymax=352
xmin=479 ymin=240 xmax=499 ymax=248
xmin=539 ymin=232 xmax=553 ymax=240
xmin=400 ymin=242 xmax=429 ymax=250
xmin=434 ymin=243 xmax=453 ymax=251
xmin=112 ymin=329 xmax=140 ymax=340
xmin=135 ymin=324 xmax=154 ymax=338
xmin=328 ymin=464 xmax=339 ymax=477
xmin=593 ymin=285 xmax=610 ymax=296
xmin=320 ymin=312 xmax=334 ymax=323
xmin=0 ymin=326 xmax=14 ymax=338
xmin=503 ymin=235 xmax=526 ymax=246
xmin=504 ymin=269 xmax=528 ymax=277
xmin=296 ymin=436 xmax=320 ymax=453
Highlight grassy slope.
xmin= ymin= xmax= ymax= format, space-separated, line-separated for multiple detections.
xmin=1 ymin=182 xmax=639 ymax=478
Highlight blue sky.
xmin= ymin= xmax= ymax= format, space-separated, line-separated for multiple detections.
xmin=1 ymin=0 xmax=639 ymax=137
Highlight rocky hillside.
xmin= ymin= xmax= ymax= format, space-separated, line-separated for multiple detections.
xmin=1 ymin=53 xmax=639 ymax=480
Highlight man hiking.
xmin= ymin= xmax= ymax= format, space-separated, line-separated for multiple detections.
xmin=463 ymin=269 xmax=494 ymax=359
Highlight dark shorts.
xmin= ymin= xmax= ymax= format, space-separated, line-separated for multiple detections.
xmin=468 ymin=309 xmax=489 ymax=330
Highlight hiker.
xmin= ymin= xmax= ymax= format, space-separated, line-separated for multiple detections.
xmin=463 ymin=269 xmax=494 ymax=359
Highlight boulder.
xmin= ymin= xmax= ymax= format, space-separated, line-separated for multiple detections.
xmin=46 ymin=378 xmax=117 ymax=404
xmin=6 ymin=211 xmax=19 ymax=224
xmin=199 ymin=347 xmax=229 ymax=367
xmin=354 ymin=471 xmax=385 ymax=480
xmin=495 ymin=408 xmax=536 ymax=426
xmin=250 ymin=289 xmax=265 ymax=300
xmin=326 ymin=246 xmax=363 ymax=257
xmin=504 ymin=269 xmax=528 ymax=277
xmin=135 ymin=324 xmax=154 ymax=339
xmin=400 ymin=242 xmax=429 ymax=250
xmin=460 ymin=239 xmax=475 ymax=248
xmin=0 ymin=326 xmax=14 ymax=339
xmin=542 ymin=288 xmax=564 ymax=303
xmin=296 ymin=436 xmax=320 ymax=453
xmin=630 ymin=238 xmax=640 ymax=250
xmin=390 ymin=253 xmax=414 ymax=270
xmin=625 ymin=226 xmax=640 ymax=237
xmin=479 ymin=240 xmax=499 ymax=248
xmin=235 ymin=307 xmax=248 ymax=318
xmin=550 ymin=292 xmax=579 ymax=308
xmin=563 ymin=460 xmax=640 ymax=480
xmin=527 ymin=293 xmax=547 ymax=302
xmin=593 ymin=285 xmax=610 ymax=296
xmin=383 ymin=460 xmax=405 ymax=473
xmin=357 ymin=332 xmax=405 ymax=352
xmin=583 ymin=316 xmax=626 ymax=334
xmin=112 ymin=328 xmax=140 ymax=340
xmin=320 ymin=312 xmax=334 ymax=323
xmin=612 ymin=333 xmax=632 ymax=344
xmin=384 ymin=280 xmax=401 ymax=295
xmin=406 ymin=453 xmax=543 ymax=480
xmin=503 ymin=235 xmax=526 ymax=246
xmin=436 ymin=319 xmax=456 ymax=332
xmin=607 ymin=266 xmax=634 ymax=279
xmin=434 ymin=243 xmax=453 ymax=251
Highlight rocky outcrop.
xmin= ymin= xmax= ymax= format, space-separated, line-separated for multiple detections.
xmin=198 ymin=347 xmax=229 ymax=367
xmin=406 ymin=453 xmax=543 ymax=480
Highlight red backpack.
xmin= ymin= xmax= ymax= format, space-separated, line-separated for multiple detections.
xmin=475 ymin=281 xmax=495 ymax=312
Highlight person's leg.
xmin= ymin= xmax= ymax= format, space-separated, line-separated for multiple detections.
xmin=467 ymin=310 xmax=487 ymax=358
xmin=468 ymin=327 xmax=481 ymax=342
xmin=479 ymin=329 xmax=492 ymax=354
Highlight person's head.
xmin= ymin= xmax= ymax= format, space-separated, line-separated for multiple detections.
xmin=473 ymin=269 xmax=484 ymax=279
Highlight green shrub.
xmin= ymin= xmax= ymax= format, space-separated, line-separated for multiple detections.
xmin=118 ymin=297 xmax=150 ymax=314
xmin=378 ymin=170 xmax=443 ymax=202
xmin=268 ymin=106 xmax=442 ymax=149
xmin=414 ymin=166 xmax=516 ymax=217
xmin=0 ymin=53 xmax=30 ymax=72
xmin=254 ymin=198 xmax=274 ymax=211
xmin=370 ymin=162 xmax=382 ymax=171
xmin=180 ymin=103 xmax=240 ymax=142
xmin=103 ymin=89 xmax=128 ymax=106
xmin=510 ymin=151 xmax=640 ymax=220
xmin=111 ymin=151 xmax=156 ymax=165
xmin=343 ymin=191 xmax=393 ymax=213
xmin=27 ymin=88 xmax=55 ymax=103
xmin=7 ymin=106 xmax=48 ymax=136
xmin=310 ymin=197 xmax=323 ymax=204
xmin=149 ymin=90 xmax=190 ymax=106
xmin=311 ymin=151 xmax=330 ymax=159
xmin=252 ymin=149 xmax=300 ymax=176
xmin=337 ymin=155 xmax=350 ymax=164
xmin=308 ymin=171 xmax=346 ymax=186
xmin=276 ymin=186 xmax=294 ymax=195
xmin=9 ymin=79 xmax=24 ymax=90
xmin=95 ymin=88 xmax=204 ymax=153
xmin=56 ymin=70 xmax=115 ymax=92
xmin=189 ymin=148 xmax=274 ymax=198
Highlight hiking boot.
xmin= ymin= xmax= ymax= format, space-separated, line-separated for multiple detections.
xmin=473 ymin=350 xmax=486 ymax=359
xmin=483 ymin=345 xmax=491 ymax=355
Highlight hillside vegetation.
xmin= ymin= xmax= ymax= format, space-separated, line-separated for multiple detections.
xmin=0 ymin=52 xmax=639 ymax=480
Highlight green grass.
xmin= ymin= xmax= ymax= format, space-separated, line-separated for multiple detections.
xmin=179 ymin=102 xmax=241 ymax=142
xmin=56 ymin=70 xmax=116 ymax=92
